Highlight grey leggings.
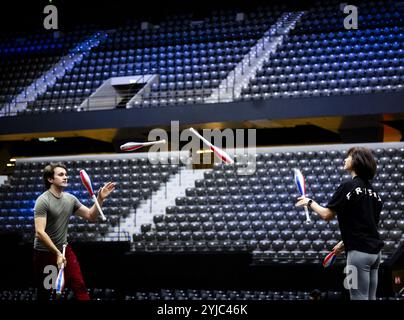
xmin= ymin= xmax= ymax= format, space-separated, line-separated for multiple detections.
xmin=346 ymin=250 xmax=381 ymax=300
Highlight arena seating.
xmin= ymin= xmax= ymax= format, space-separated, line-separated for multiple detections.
xmin=1 ymin=1 xmax=402 ymax=114
xmin=0 ymin=287 xmax=340 ymax=301
xmin=0 ymin=28 xmax=94 ymax=112
xmin=240 ymin=0 xmax=404 ymax=99
xmin=2 ymin=287 xmax=404 ymax=301
xmin=20 ymin=6 xmax=283 ymax=114
xmin=121 ymin=288 xmax=339 ymax=301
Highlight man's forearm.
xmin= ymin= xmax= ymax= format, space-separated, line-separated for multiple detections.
xmin=36 ymin=231 xmax=62 ymax=256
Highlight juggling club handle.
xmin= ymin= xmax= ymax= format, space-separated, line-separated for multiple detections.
xmin=92 ymin=194 xmax=106 ymax=221
xmin=62 ymin=244 xmax=66 ymax=257
xmin=304 ymin=205 xmax=311 ymax=223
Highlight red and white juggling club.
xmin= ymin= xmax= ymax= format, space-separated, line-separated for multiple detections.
xmin=79 ymin=169 xmax=106 ymax=221
xmin=293 ymin=168 xmax=311 ymax=223
xmin=120 ymin=139 xmax=167 ymax=152
xmin=323 ymin=249 xmax=337 ymax=268
xmin=189 ymin=127 xmax=234 ymax=164
xmin=55 ymin=244 xmax=67 ymax=296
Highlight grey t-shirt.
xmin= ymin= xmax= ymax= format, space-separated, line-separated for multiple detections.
xmin=34 ymin=190 xmax=82 ymax=251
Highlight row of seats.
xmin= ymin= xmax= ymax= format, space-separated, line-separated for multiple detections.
xmin=289 ymin=26 xmax=403 ymax=41
xmin=240 ymin=86 xmax=402 ymax=100
xmin=260 ymin=61 xmax=403 ymax=75
xmin=0 ymin=287 xmax=346 ymax=301
xmin=253 ymin=69 xmax=404 ymax=84
xmin=291 ymin=0 xmax=402 ymax=34
xmin=3 ymin=287 xmax=404 ymax=301
xmin=90 ymin=41 xmax=255 ymax=56
xmin=125 ymin=289 xmax=341 ymax=301
xmin=243 ymin=77 xmax=402 ymax=93
xmin=0 ymin=28 xmax=90 ymax=46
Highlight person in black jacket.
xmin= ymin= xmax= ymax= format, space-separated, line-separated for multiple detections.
xmin=296 ymin=147 xmax=384 ymax=300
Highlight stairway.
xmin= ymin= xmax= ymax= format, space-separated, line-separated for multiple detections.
xmin=111 ymin=167 xmax=208 ymax=239
xmin=1 ymin=31 xmax=109 ymax=116
xmin=205 ymin=11 xmax=305 ymax=103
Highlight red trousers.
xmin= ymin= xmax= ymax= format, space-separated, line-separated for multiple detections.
xmin=33 ymin=245 xmax=90 ymax=301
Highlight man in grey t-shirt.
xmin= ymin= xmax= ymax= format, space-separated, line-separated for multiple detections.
xmin=33 ymin=162 xmax=115 ymax=300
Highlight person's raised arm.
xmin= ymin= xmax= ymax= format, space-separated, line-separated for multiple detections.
xmin=75 ymin=182 xmax=115 ymax=222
